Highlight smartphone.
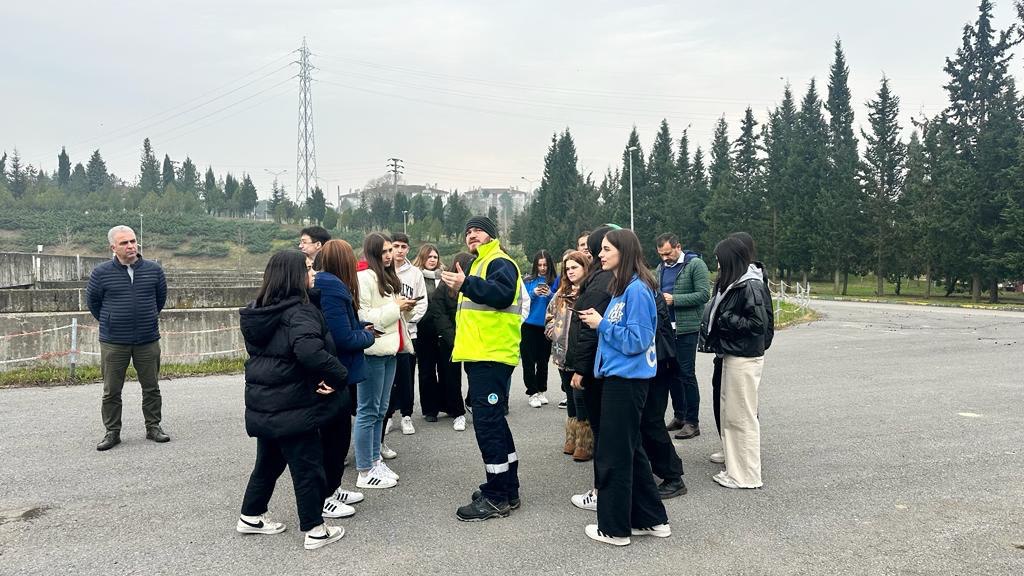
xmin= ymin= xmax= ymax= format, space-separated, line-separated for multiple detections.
xmin=372 ymin=328 xmax=386 ymax=336
xmin=412 ymin=295 xmax=425 ymax=301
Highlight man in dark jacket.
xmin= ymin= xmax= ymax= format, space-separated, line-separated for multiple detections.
xmin=87 ymin=225 xmax=169 ymax=451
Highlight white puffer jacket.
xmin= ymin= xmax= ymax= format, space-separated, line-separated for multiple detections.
xmin=357 ymin=268 xmax=414 ymax=356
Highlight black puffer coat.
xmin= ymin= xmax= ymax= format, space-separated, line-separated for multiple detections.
xmin=239 ymin=296 xmax=349 ymax=439
xmin=564 ymin=268 xmax=613 ymax=376
xmin=699 ymin=279 xmax=769 ymax=358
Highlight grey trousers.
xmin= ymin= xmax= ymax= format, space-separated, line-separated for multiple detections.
xmin=100 ymin=341 xmax=162 ymax=432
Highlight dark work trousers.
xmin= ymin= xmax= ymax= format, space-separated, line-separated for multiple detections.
xmin=415 ymin=334 xmax=443 ymax=417
xmin=100 ymin=340 xmax=162 ymax=432
xmin=668 ymin=332 xmax=700 ymax=424
xmin=320 ymin=402 xmax=352 ymax=497
xmin=384 ymin=352 xmax=416 ymax=440
xmin=559 ymin=369 xmax=589 ymax=421
xmin=582 ymin=374 xmax=604 ymax=485
xmin=712 ymin=356 xmax=723 ymax=436
xmin=642 ymin=362 xmax=685 ymax=481
xmin=595 ymin=377 xmax=668 ymax=538
xmin=520 ymin=324 xmax=552 ymax=395
xmin=439 ymin=341 xmax=466 ymax=417
xmin=241 ymin=430 xmax=326 ymax=532
xmin=466 ymin=361 xmax=519 ymax=502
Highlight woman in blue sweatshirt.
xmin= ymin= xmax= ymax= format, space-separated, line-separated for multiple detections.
xmin=521 ymin=250 xmax=559 ymax=407
xmin=577 ymin=229 xmax=670 ymax=547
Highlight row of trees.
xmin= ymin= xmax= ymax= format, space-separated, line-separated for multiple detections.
xmin=516 ymin=0 xmax=1024 ymax=302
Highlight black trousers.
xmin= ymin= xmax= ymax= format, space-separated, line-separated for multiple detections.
xmin=321 ymin=403 xmax=352 ymax=496
xmin=439 ymin=340 xmax=466 ymax=417
xmin=415 ymin=334 xmax=444 ymax=417
xmin=559 ymin=369 xmax=589 ymax=421
xmin=712 ymin=356 xmax=723 ymax=436
xmin=520 ymin=324 xmax=551 ymax=395
xmin=466 ymin=361 xmax=519 ymax=502
xmin=642 ymin=362 xmax=684 ymax=481
xmin=241 ymin=430 xmax=325 ymax=532
xmin=594 ymin=377 xmax=668 ymax=538
xmin=385 ymin=352 xmax=416 ymax=428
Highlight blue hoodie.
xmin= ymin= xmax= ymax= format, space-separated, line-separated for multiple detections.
xmin=523 ymin=275 xmax=560 ymax=327
xmin=314 ymin=271 xmax=375 ymax=385
xmin=594 ymin=275 xmax=658 ymax=379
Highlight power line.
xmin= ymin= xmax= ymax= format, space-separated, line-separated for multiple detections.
xmin=296 ymin=38 xmax=318 ymax=205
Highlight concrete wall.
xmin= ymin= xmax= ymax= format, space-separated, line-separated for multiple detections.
xmin=0 ymin=308 xmax=245 ymax=370
xmin=0 ymin=287 xmax=258 ymax=313
xmin=0 ymin=253 xmax=108 ymax=289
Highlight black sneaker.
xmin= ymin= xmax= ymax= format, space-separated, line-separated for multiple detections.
xmin=471 ymin=490 xmax=520 ymax=510
xmin=657 ymin=478 xmax=688 ymax=499
xmin=456 ymin=495 xmax=510 ymax=522
xmin=424 ymin=415 xmax=439 ymax=423
xmin=146 ymin=426 xmax=170 ymax=443
xmin=96 ymin=431 xmax=121 ymax=451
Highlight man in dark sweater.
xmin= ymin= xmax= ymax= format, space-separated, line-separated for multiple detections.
xmin=87 ymin=225 xmax=169 ymax=451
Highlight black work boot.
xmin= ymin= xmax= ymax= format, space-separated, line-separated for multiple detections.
xmin=472 ymin=490 xmax=520 ymax=510
xmin=674 ymin=422 xmax=700 ymax=440
xmin=657 ymin=478 xmax=688 ymax=499
xmin=146 ymin=425 xmax=170 ymax=443
xmin=96 ymin=431 xmax=121 ymax=451
xmin=456 ymin=494 xmax=510 ymax=522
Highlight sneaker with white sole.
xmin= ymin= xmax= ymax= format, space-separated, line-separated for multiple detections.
xmin=384 ymin=418 xmax=394 ymax=435
xmin=381 ymin=442 xmax=397 ymax=460
xmin=585 ymin=524 xmax=629 ymax=546
xmin=710 ymin=451 xmax=725 ymax=464
xmin=453 ymin=415 xmax=467 ymax=431
xmin=537 ymin=392 xmax=549 ymax=405
xmin=557 ymin=399 xmax=567 ymax=409
xmin=322 ymin=498 xmax=356 ymax=519
xmin=401 ymin=416 xmax=416 ymax=435
xmin=236 ymin=513 xmax=286 ymax=535
xmin=304 ymin=524 xmax=345 ymax=550
xmin=356 ymin=469 xmax=397 ymax=489
xmin=571 ymin=489 xmax=597 ymax=511
xmin=631 ymin=523 xmax=671 ymax=538
xmin=331 ymin=488 xmax=364 ymax=505
xmin=374 ymin=461 xmax=399 ymax=481
xmin=528 ymin=394 xmax=542 ymax=408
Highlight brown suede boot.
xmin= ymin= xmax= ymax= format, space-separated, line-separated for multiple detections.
xmin=572 ymin=420 xmax=594 ymax=462
xmin=563 ymin=417 xmax=578 ymax=454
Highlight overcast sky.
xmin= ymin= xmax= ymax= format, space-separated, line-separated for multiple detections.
xmin=4 ymin=1 xmax=1019 ymax=202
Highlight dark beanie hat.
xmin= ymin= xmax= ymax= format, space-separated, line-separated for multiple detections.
xmin=465 ymin=215 xmax=499 ymax=239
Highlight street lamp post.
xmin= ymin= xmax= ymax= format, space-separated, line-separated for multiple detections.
xmin=138 ymin=213 xmax=143 ymax=249
xmin=403 ymin=210 xmax=409 ymax=234
xmin=627 ymin=146 xmax=638 ymax=230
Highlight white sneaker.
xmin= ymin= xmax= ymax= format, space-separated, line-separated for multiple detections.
xmin=374 ymin=460 xmax=399 ymax=481
xmin=381 ymin=442 xmax=397 ymax=460
xmin=401 ymin=416 xmax=416 ymax=435
xmin=356 ymin=469 xmax=396 ymax=489
xmin=585 ymin=524 xmax=629 ymax=546
xmin=528 ymin=394 xmax=542 ymax=408
xmin=236 ymin=513 xmax=286 ymax=535
xmin=322 ymin=498 xmax=356 ymax=519
xmin=384 ymin=418 xmax=394 ymax=435
xmin=538 ymin=392 xmax=549 ymax=405
xmin=331 ymin=488 xmax=364 ymax=505
xmin=631 ymin=523 xmax=672 ymax=538
xmin=571 ymin=489 xmax=597 ymax=511
xmin=710 ymin=451 xmax=725 ymax=464
xmin=304 ymin=524 xmax=345 ymax=550
xmin=453 ymin=415 xmax=467 ymax=431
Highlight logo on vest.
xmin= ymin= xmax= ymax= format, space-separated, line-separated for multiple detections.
xmin=487 ymin=393 xmax=499 ymax=405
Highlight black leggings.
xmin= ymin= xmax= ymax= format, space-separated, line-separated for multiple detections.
xmin=520 ymin=324 xmax=551 ymax=395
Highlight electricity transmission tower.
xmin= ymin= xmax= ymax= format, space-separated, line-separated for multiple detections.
xmin=387 ymin=157 xmax=404 ymax=195
xmin=296 ymin=38 xmax=317 ymax=205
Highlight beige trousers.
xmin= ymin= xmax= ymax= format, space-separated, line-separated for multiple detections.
xmin=721 ymin=354 xmax=765 ymax=488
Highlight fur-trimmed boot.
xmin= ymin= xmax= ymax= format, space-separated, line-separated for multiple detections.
xmin=563 ymin=417 xmax=578 ymax=455
xmin=572 ymin=420 xmax=594 ymax=462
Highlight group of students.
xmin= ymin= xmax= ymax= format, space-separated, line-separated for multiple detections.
xmin=233 ymin=216 xmax=772 ymax=550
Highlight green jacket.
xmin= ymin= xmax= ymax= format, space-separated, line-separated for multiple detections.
xmin=656 ymin=256 xmax=711 ymax=334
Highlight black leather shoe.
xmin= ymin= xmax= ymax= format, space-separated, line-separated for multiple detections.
xmin=96 ymin=431 xmax=121 ymax=451
xmin=424 ymin=415 xmax=439 ymax=423
xmin=457 ymin=495 xmax=511 ymax=522
xmin=472 ymin=489 xmax=520 ymax=510
xmin=674 ymin=422 xmax=700 ymax=439
xmin=146 ymin=426 xmax=170 ymax=443
xmin=666 ymin=418 xmax=685 ymax=432
xmin=657 ymin=478 xmax=688 ymax=499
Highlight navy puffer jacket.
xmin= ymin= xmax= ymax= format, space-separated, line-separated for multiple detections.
xmin=239 ymin=296 xmax=348 ymax=439
xmin=86 ymin=256 xmax=167 ymax=345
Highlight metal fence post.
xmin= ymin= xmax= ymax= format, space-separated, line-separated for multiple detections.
xmin=69 ymin=318 xmax=78 ymax=379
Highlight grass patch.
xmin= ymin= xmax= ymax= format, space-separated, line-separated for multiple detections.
xmin=775 ymin=300 xmax=819 ymax=329
xmin=807 ymin=276 xmax=1024 ymax=309
xmin=0 ymin=357 xmax=245 ymax=388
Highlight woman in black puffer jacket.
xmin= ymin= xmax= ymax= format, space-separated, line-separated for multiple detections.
xmin=236 ymin=250 xmax=349 ymax=551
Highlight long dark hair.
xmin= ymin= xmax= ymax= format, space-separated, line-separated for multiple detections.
xmin=362 ymin=232 xmax=402 ymax=297
xmin=530 ymin=250 xmax=556 ymax=284
xmin=603 ymin=229 xmax=658 ymax=297
xmin=255 ymin=250 xmax=309 ymax=307
xmin=319 ymin=239 xmax=361 ymax=309
xmin=584 ymin=225 xmax=614 ymax=280
xmin=714 ymin=236 xmax=749 ymax=294
xmin=448 ymin=252 xmax=476 ymax=297
xmin=728 ymin=231 xmax=756 ymax=265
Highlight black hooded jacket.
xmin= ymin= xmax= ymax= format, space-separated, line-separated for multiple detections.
xmin=239 ymin=295 xmax=348 ymax=439
xmin=564 ymin=227 xmax=616 ymax=377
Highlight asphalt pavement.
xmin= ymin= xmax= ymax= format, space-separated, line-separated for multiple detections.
xmin=1 ymin=299 xmax=1022 ymax=575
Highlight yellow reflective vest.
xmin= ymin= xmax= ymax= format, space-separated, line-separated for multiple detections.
xmin=452 ymin=240 xmax=523 ymax=366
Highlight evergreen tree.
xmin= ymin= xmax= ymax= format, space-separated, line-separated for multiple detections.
xmin=526 ymin=130 xmax=588 ymax=253
xmin=818 ymin=40 xmax=864 ymax=294
xmin=644 ymin=119 xmax=677 ymax=250
xmin=223 ymin=174 xmax=240 ymax=216
xmin=86 ymin=150 xmax=109 ymax=193
xmin=57 ymin=147 xmax=71 ymax=188
xmin=732 ymin=108 xmax=769 ymax=246
xmin=202 ymin=167 xmax=224 ymax=215
xmin=783 ymin=79 xmax=828 ymax=283
xmin=763 ymin=84 xmax=798 ymax=274
xmin=860 ymin=77 xmax=906 ymax=296
xmin=371 ymin=194 xmax=393 ymax=230
xmin=431 ymin=195 xmax=445 ymax=224
xmin=0 ymin=152 xmax=6 ymax=185
xmin=444 ymin=192 xmax=470 ymax=239
xmin=268 ymin=180 xmax=285 ymax=222
xmin=162 ymin=154 xmax=176 ymax=189
xmin=611 ymin=128 xmax=647 ymax=230
xmin=238 ymin=175 xmax=259 ymax=218
xmin=688 ymin=147 xmax=709 ymax=251
xmin=308 ymin=185 xmax=327 ymax=224
xmin=323 ymin=206 xmax=339 ymax=230
xmin=902 ymin=127 xmax=940 ymax=297
xmin=139 ymin=138 xmax=161 ymax=195
xmin=411 ymin=194 xmax=429 ymax=223
xmin=702 ymin=117 xmax=734 ymax=251
xmin=7 ymin=149 xmax=28 ymax=199
xmin=69 ymin=163 xmax=89 ymax=198
xmin=393 ymin=191 xmax=410 ymax=228
xmin=177 ymin=158 xmax=200 ymax=200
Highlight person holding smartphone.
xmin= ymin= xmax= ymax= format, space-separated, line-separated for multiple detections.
xmin=521 ymin=250 xmax=559 ymax=408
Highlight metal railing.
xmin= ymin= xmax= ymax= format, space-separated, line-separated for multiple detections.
xmin=768 ymin=280 xmax=811 ymax=317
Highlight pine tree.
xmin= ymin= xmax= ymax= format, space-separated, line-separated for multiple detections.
xmin=860 ymin=77 xmax=906 ymax=296
xmin=902 ymin=127 xmax=940 ymax=297
xmin=268 ymin=180 xmax=285 ymax=222
xmin=57 ymin=147 xmax=71 ymax=188
xmin=411 ymin=194 xmax=429 ymax=223
xmin=7 ymin=149 xmax=28 ymax=199
xmin=69 ymin=163 xmax=89 ymax=198
xmin=616 ymin=127 xmax=647 ymax=230
xmin=688 ymin=147 xmax=709 ymax=251
xmin=393 ymin=191 xmax=410 ymax=228
xmin=431 ymin=195 xmax=445 ymax=223
xmin=644 ymin=119 xmax=677 ymax=250
xmin=783 ymin=79 xmax=828 ymax=283
xmin=764 ymin=84 xmax=798 ymax=275
xmin=177 ymin=158 xmax=200 ymax=200
xmin=444 ymin=192 xmax=469 ymax=239
xmin=702 ymin=117 xmax=734 ymax=251
xmin=161 ymin=154 xmax=176 ymax=190
xmin=238 ymin=175 xmax=259 ymax=218
xmin=223 ymin=174 xmax=240 ymax=216
xmin=202 ymin=167 xmax=223 ymax=215
xmin=371 ymin=194 xmax=393 ymax=230
xmin=307 ymin=185 xmax=327 ymax=224
xmin=85 ymin=150 xmax=109 ymax=193
xmin=139 ymin=138 xmax=161 ymax=195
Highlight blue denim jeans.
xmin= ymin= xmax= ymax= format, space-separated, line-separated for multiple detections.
xmin=355 ymin=355 xmax=396 ymax=471
xmin=668 ymin=332 xmax=700 ymax=423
